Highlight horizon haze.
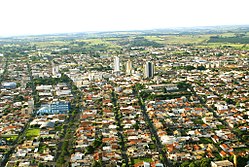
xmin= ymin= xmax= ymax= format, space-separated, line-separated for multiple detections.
xmin=1 ymin=0 xmax=249 ymax=37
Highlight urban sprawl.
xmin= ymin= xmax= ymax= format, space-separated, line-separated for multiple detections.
xmin=0 ymin=31 xmax=249 ymax=167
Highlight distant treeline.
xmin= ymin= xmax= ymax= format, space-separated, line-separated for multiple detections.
xmin=208 ymin=36 xmax=249 ymax=44
xmin=118 ymin=37 xmax=164 ymax=48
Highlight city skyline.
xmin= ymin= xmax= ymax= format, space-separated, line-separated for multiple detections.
xmin=1 ymin=0 xmax=249 ymax=36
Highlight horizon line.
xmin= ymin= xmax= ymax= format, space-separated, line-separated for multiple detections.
xmin=1 ymin=24 xmax=249 ymax=39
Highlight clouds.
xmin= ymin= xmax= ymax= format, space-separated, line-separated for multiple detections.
xmin=0 ymin=0 xmax=248 ymax=36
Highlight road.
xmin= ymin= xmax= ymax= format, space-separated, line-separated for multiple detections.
xmin=132 ymin=85 xmax=171 ymax=166
xmin=137 ymin=96 xmax=172 ymax=167
xmin=111 ymin=91 xmax=130 ymax=167
xmin=1 ymin=63 xmax=37 ymax=166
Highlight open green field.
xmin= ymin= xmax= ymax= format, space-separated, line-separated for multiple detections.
xmin=25 ymin=128 xmax=40 ymax=137
xmin=145 ymin=33 xmax=249 ymax=50
xmin=1 ymin=134 xmax=18 ymax=141
xmin=218 ymin=33 xmax=236 ymax=37
xmin=145 ymin=36 xmax=165 ymax=42
xmin=133 ymin=157 xmax=153 ymax=163
xmin=80 ymin=38 xmax=121 ymax=49
xmin=197 ymin=43 xmax=249 ymax=50
xmin=163 ymin=35 xmax=210 ymax=44
xmin=145 ymin=35 xmax=210 ymax=44
xmin=32 ymin=37 xmax=121 ymax=50
xmin=33 ymin=41 xmax=70 ymax=47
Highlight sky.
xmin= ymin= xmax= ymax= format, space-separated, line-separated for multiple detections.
xmin=0 ymin=0 xmax=248 ymax=36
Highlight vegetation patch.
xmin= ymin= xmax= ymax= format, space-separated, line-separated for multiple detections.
xmin=118 ymin=37 xmax=164 ymax=47
xmin=1 ymin=134 xmax=18 ymax=142
xmin=26 ymin=128 xmax=40 ymax=137
xmin=133 ymin=157 xmax=153 ymax=164
xmin=199 ymin=137 xmax=213 ymax=144
xmin=208 ymin=36 xmax=249 ymax=44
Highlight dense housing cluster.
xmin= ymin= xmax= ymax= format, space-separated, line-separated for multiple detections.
xmin=0 ymin=30 xmax=249 ymax=167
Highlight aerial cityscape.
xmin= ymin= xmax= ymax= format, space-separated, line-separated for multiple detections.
xmin=1 ymin=0 xmax=249 ymax=167
xmin=0 ymin=25 xmax=249 ymax=167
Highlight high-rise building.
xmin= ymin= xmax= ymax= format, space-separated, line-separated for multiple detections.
xmin=52 ymin=62 xmax=60 ymax=77
xmin=144 ymin=61 xmax=154 ymax=78
xmin=28 ymin=99 xmax=34 ymax=114
xmin=114 ymin=56 xmax=120 ymax=72
xmin=52 ymin=66 xmax=59 ymax=76
xmin=126 ymin=59 xmax=132 ymax=75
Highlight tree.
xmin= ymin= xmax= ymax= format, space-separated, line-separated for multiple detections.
xmin=180 ymin=161 xmax=190 ymax=167
xmin=197 ymin=66 xmax=206 ymax=71
xmin=200 ymin=158 xmax=211 ymax=167
xmin=237 ymin=155 xmax=249 ymax=167
xmin=13 ymin=95 xmax=24 ymax=102
xmin=56 ymin=156 xmax=65 ymax=164
xmin=16 ymin=82 xmax=21 ymax=87
xmin=133 ymin=122 xmax=139 ymax=130
xmin=225 ymin=98 xmax=236 ymax=105
xmin=177 ymin=82 xmax=191 ymax=90
xmin=135 ymin=83 xmax=145 ymax=91
xmin=38 ymin=163 xmax=44 ymax=167
xmin=185 ymin=65 xmax=196 ymax=71
xmin=85 ymin=145 xmax=94 ymax=154
xmin=93 ymin=136 xmax=103 ymax=148
xmin=189 ymin=162 xmax=198 ymax=167
xmin=92 ymin=160 xmax=102 ymax=167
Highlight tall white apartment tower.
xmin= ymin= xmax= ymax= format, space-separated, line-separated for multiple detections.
xmin=114 ymin=56 xmax=120 ymax=72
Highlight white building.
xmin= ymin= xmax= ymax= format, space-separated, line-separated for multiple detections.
xmin=114 ymin=56 xmax=120 ymax=72
xmin=52 ymin=65 xmax=61 ymax=78
xmin=211 ymin=160 xmax=234 ymax=167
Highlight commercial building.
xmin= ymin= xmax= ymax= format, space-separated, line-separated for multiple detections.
xmin=126 ymin=59 xmax=132 ymax=75
xmin=144 ymin=61 xmax=154 ymax=79
xmin=1 ymin=82 xmax=17 ymax=89
xmin=37 ymin=101 xmax=70 ymax=115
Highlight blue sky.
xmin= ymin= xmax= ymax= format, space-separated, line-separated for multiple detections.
xmin=0 ymin=0 xmax=248 ymax=36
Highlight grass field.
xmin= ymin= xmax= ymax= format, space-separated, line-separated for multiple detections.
xmin=145 ymin=36 xmax=164 ymax=43
xmin=33 ymin=37 xmax=121 ymax=48
xmin=134 ymin=157 xmax=153 ymax=163
xmin=163 ymin=35 xmax=210 ymax=44
xmin=31 ymin=32 xmax=249 ymax=51
xmin=33 ymin=41 xmax=70 ymax=47
xmin=219 ymin=33 xmax=236 ymax=37
xmin=25 ymin=128 xmax=40 ymax=137
xmin=145 ymin=35 xmax=210 ymax=44
xmin=145 ymin=34 xmax=249 ymax=50
xmin=1 ymin=134 xmax=18 ymax=141
xmin=197 ymin=43 xmax=249 ymax=50
xmin=79 ymin=39 xmax=121 ymax=49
